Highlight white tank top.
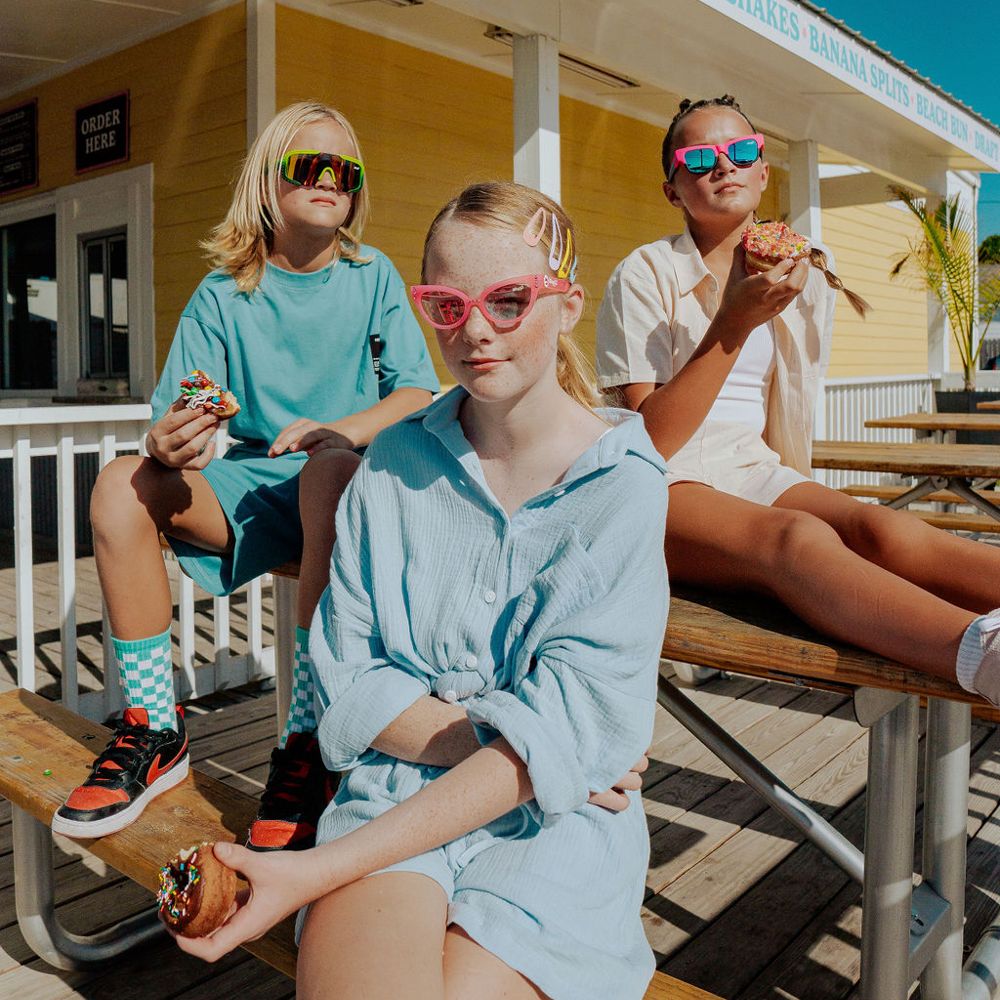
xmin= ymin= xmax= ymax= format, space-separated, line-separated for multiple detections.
xmin=705 ymin=322 xmax=774 ymax=435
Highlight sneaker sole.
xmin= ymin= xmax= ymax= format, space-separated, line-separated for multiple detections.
xmin=51 ymin=756 xmax=190 ymax=839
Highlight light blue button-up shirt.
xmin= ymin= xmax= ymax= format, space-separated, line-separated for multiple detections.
xmin=311 ymin=385 xmax=670 ymax=825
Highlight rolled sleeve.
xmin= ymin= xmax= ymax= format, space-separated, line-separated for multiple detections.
xmin=596 ymin=256 xmax=675 ymax=389
xmin=310 ymin=469 xmax=430 ymax=771
xmin=466 ymin=466 xmax=669 ymax=825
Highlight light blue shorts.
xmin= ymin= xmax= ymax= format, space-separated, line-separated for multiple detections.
xmin=296 ymin=755 xmax=656 ymax=1000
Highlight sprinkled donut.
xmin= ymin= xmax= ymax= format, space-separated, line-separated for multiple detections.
xmin=179 ymin=370 xmax=240 ymax=418
xmin=157 ymin=842 xmax=237 ymax=938
xmin=741 ymin=220 xmax=871 ymax=318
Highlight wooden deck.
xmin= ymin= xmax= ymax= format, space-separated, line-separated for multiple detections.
xmin=2 ymin=560 xmax=1000 ymax=998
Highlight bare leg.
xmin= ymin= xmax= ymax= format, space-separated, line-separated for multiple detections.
xmin=296 ymin=448 xmax=362 ymax=628
xmin=297 ymin=872 xmax=448 ymax=999
xmin=776 ymin=481 xmax=1000 ymax=614
xmin=666 ymin=482 xmax=975 ymax=681
xmin=444 ymin=926 xmax=550 ymax=1000
xmin=90 ymin=456 xmax=231 ymax=640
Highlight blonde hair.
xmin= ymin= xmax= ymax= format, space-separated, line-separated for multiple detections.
xmin=422 ymin=181 xmax=598 ymax=410
xmin=202 ymin=102 xmax=373 ymax=293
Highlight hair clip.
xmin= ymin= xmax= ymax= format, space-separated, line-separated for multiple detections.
xmin=548 ymin=212 xmax=564 ymax=273
xmin=522 ymin=208 xmax=546 ymax=247
xmin=556 ymin=228 xmax=576 ymax=280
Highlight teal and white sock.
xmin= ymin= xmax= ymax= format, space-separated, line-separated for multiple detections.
xmin=113 ymin=627 xmax=177 ymax=731
xmin=280 ymin=626 xmax=319 ymax=747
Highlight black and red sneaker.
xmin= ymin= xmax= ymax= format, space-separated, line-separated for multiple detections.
xmin=246 ymin=731 xmax=336 ymax=852
xmin=51 ymin=706 xmax=189 ymax=839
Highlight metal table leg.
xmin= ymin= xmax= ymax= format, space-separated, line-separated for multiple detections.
xmin=921 ymin=698 xmax=971 ymax=1000
xmin=860 ymin=693 xmax=920 ymax=1000
xmin=13 ymin=806 xmax=165 ymax=970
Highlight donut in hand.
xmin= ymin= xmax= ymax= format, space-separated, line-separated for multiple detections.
xmin=741 ymin=220 xmax=871 ymax=318
xmin=157 ymin=842 xmax=237 ymax=938
xmin=179 ymin=370 xmax=240 ymax=418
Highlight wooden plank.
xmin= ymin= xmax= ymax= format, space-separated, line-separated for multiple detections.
xmin=864 ymin=412 xmax=1000 ymax=432
xmin=977 ymin=400 xmax=1000 ymax=411
xmin=663 ymin=587 xmax=988 ymax=706
xmin=840 ymin=483 xmax=999 ymax=504
xmin=811 ymin=439 xmax=1000 ymax=478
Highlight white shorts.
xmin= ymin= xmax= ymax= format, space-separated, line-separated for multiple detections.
xmin=666 ymin=420 xmax=809 ymax=507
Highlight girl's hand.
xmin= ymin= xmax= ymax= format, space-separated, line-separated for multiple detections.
xmin=716 ymin=245 xmax=810 ymax=339
xmin=587 ymin=752 xmax=649 ymax=812
xmin=146 ymin=398 xmax=220 ymax=470
xmin=269 ymin=419 xmax=355 ymax=457
xmin=172 ymin=842 xmax=326 ymax=963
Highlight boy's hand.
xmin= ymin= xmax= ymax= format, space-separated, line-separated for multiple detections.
xmin=146 ymin=398 xmax=220 ymax=470
xmin=269 ymin=419 xmax=355 ymax=457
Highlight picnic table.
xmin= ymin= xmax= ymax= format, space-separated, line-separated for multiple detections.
xmin=976 ymin=400 xmax=1000 ymax=411
xmin=811 ymin=439 xmax=1000 ymax=522
xmin=865 ymin=411 xmax=1000 ymax=443
xmin=662 ymin=588 xmax=1000 ymax=1000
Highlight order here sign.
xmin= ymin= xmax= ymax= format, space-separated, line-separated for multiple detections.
xmin=76 ymin=92 xmax=130 ymax=173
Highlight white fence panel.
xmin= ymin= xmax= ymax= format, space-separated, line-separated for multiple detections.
xmin=1 ymin=404 xmax=277 ymax=721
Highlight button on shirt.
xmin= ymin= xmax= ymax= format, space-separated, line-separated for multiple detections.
xmin=310 ymin=386 xmax=670 ymax=824
xmin=595 ymin=227 xmax=838 ymax=476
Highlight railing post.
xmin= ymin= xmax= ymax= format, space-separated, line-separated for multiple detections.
xmin=57 ymin=427 xmax=78 ymax=711
xmin=98 ymin=424 xmax=122 ymax=719
xmin=13 ymin=429 xmax=35 ymax=693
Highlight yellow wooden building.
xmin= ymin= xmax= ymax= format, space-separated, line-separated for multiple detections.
xmin=0 ymin=0 xmax=996 ymax=402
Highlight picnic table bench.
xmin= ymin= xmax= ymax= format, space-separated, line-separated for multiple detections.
xmin=0 ymin=692 xmax=717 ymax=999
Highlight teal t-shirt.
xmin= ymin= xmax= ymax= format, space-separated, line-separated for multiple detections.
xmin=151 ymin=249 xmax=440 ymax=451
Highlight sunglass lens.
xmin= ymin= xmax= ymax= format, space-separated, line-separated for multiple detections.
xmin=728 ymin=138 xmax=761 ymax=165
xmin=283 ymin=152 xmax=315 ymax=185
xmin=420 ymin=291 xmax=468 ymax=328
xmin=484 ymin=283 xmax=532 ymax=323
xmin=684 ymin=147 xmax=717 ymax=174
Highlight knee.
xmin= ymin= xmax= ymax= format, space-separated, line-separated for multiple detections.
xmin=838 ymin=501 xmax=911 ymax=560
xmin=764 ymin=508 xmax=842 ymax=569
xmin=90 ymin=455 xmax=160 ymax=542
xmin=299 ymin=449 xmax=361 ymax=518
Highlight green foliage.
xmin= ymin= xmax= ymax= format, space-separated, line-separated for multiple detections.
xmin=980 ymin=233 xmax=1000 ymax=265
xmin=890 ymin=185 xmax=1000 ymax=390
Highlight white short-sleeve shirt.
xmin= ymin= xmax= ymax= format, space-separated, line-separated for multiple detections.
xmin=595 ymin=226 xmax=837 ymax=477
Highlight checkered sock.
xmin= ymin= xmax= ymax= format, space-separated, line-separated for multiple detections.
xmin=112 ymin=628 xmax=178 ymax=731
xmin=280 ymin=626 xmax=319 ymax=748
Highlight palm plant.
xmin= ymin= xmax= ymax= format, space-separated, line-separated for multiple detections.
xmin=889 ymin=184 xmax=1000 ymax=390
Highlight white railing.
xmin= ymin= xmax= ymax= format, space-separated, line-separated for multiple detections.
xmin=1 ymin=404 xmax=277 ymax=722
xmin=817 ymin=374 xmax=937 ymax=490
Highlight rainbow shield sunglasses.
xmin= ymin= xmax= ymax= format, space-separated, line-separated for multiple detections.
xmin=668 ymin=133 xmax=765 ymax=180
xmin=279 ymin=150 xmax=365 ymax=193
xmin=411 ymin=274 xmax=570 ymax=330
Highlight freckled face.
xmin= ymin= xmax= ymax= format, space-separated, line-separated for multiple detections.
xmin=422 ymin=218 xmax=582 ymax=403
xmin=663 ymin=107 xmax=769 ymax=223
xmin=275 ymin=120 xmax=357 ymax=236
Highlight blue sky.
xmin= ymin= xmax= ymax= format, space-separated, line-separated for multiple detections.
xmin=819 ymin=1 xmax=999 ymax=239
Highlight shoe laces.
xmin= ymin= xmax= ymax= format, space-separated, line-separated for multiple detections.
xmin=87 ymin=720 xmax=159 ymax=783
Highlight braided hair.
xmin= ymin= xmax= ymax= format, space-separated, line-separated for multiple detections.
xmin=661 ymin=95 xmax=758 ymax=180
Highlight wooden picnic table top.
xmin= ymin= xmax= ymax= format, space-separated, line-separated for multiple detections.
xmin=864 ymin=411 xmax=1000 ymax=432
xmin=664 ymin=587 xmax=992 ymax=708
xmin=977 ymin=400 xmax=1000 ymax=411
xmin=811 ymin=439 xmax=1000 ymax=478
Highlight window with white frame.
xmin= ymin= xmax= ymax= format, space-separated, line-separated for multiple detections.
xmin=80 ymin=229 xmax=129 ymax=381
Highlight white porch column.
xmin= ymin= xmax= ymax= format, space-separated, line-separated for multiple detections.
xmin=246 ymin=0 xmax=276 ymax=145
xmin=512 ymin=33 xmax=560 ymax=201
xmin=788 ymin=139 xmax=822 ymax=241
